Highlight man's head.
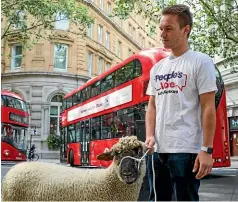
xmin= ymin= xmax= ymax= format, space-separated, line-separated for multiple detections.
xmin=160 ymin=4 xmax=193 ymax=50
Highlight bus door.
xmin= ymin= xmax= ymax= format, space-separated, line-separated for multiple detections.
xmin=60 ymin=127 xmax=67 ymax=162
xmin=80 ymin=120 xmax=90 ymax=165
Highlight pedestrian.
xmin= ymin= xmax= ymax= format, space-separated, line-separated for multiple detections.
xmin=145 ymin=4 xmax=217 ymax=201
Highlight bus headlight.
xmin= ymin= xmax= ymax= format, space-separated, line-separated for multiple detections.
xmin=4 ymin=150 xmax=10 ymax=156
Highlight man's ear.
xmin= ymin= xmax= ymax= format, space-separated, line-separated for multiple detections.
xmin=97 ymin=151 xmax=114 ymax=161
xmin=184 ymin=25 xmax=190 ymax=37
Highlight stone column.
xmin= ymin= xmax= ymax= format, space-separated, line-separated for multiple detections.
xmin=42 ymin=105 xmax=49 ymax=136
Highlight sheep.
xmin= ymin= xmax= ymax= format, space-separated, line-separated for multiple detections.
xmin=2 ymin=136 xmax=148 ymax=201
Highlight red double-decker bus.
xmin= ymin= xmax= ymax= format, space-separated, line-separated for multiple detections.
xmin=1 ymin=90 xmax=29 ymax=161
xmin=60 ymin=48 xmax=230 ymax=168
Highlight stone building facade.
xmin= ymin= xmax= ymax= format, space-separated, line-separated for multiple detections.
xmin=1 ymin=0 xmax=161 ymax=158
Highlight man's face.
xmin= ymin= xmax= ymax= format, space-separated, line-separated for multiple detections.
xmin=159 ymin=14 xmax=189 ymax=49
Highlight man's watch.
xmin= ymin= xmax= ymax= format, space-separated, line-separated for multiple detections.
xmin=201 ymin=146 xmax=213 ymax=154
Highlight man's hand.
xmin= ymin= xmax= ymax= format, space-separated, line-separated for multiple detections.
xmin=193 ymin=151 xmax=213 ymax=179
xmin=145 ymin=136 xmax=155 ymax=154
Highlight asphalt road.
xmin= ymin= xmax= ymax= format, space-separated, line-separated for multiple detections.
xmin=1 ymin=163 xmax=238 ymax=201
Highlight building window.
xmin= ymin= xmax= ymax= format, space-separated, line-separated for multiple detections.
xmin=98 ymin=25 xmax=103 ymax=44
xmin=88 ymin=51 xmax=93 ymax=77
xmin=11 ymin=44 xmax=22 ymax=69
xmin=87 ymin=23 xmax=93 ymax=38
xmin=13 ymin=11 xmax=25 ymax=29
xmin=142 ymin=37 xmax=145 ymax=48
xmin=107 ymin=2 xmax=111 ymax=15
xmin=105 ymin=62 xmax=110 ymax=70
xmin=54 ymin=44 xmax=68 ymax=70
xmin=128 ymin=49 xmax=132 ymax=56
xmin=117 ymin=41 xmax=121 ymax=57
xmin=105 ymin=31 xmax=110 ymax=49
xmin=139 ymin=34 xmax=142 ymax=45
xmin=100 ymin=0 xmax=104 ymax=10
xmin=98 ymin=56 xmax=103 ymax=74
xmin=50 ymin=95 xmax=64 ymax=136
xmin=132 ymin=27 xmax=136 ymax=40
xmin=55 ymin=13 xmax=69 ymax=30
xmin=128 ymin=24 xmax=132 ymax=36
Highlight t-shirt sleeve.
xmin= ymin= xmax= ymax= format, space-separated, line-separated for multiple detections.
xmin=196 ymin=59 xmax=218 ymax=95
xmin=146 ymin=68 xmax=156 ymax=96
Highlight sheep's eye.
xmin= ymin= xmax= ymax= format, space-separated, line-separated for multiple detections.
xmin=137 ymin=148 xmax=142 ymax=155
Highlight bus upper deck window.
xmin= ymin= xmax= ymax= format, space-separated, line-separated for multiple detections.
xmin=134 ymin=60 xmax=142 ymax=77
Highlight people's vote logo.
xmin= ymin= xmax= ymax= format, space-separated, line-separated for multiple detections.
xmin=155 ymin=71 xmax=187 ymax=93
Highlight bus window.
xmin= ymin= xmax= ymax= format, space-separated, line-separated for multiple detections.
xmin=91 ymin=81 xmax=101 ymax=98
xmin=68 ymin=124 xmax=76 ymax=143
xmin=116 ymin=108 xmax=135 ymax=137
xmin=81 ymin=89 xmax=86 ymax=103
xmin=85 ymin=87 xmax=91 ymax=100
xmin=101 ymin=74 xmax=114 ymax=93
xmin=15 ymin=99 xmax=22 ymax=110
xmin=91 ymin=117 xmax=101 ymax=140
xmin=76 ymin=123 xmax=81 ymax=142
xmin=134 ymin=60 xmax=142 ymax=78
xmin=124 ymin=62 xmax=134 ymax=81
xmin=72 ymin=93 xmax=78 ymax=106
xmin=1 ymin=95 xmax=7 ymax=106
xmin=6 ymin=96 xmax=15 ymax=108
xmin=215 ymin=66 xmax=224 ymax=109
xmin=77 ymin=91 xmax=82 ymax=103
xmin=115 ymin=68 xmax=126 ymax=86
xmin=101 ymin=113 xmax=114 ymax=139
xmin=66 ymin=96 xmax=73 ymax=109
xmin=113 ymin=116 xmax=124 ymax=137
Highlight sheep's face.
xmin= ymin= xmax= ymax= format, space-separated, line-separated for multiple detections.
xmin=97 ymin=136 xmax=146 ymax=185
xmin=115 ymin=146 xmax=144 ymax=185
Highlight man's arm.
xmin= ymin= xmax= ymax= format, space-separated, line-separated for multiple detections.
xmin=145 ymin=96 xmax=156 ymax=150
xmin=200 ymin=92 xmax=216 ymax=147
xmin=193 ymin=91 xmax=216 ymax=179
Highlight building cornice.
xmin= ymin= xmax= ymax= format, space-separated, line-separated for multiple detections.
xmin=1 ymin=71 xmax=90 ymax=80
xmin=215 ymin=54 xmax=238 ymax=65
xmin=83 ymin=0 xmax=142 ymax=50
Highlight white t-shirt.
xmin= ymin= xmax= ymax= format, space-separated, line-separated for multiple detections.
xmin=146 ymin=50 xmax=217 ymax=153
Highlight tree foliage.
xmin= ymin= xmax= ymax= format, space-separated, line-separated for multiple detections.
xmin=113 ymin=0 xmax=238 ymax=64
xmin=1 ymin=0 xmax=93 ymax=48
xmin=47 ymin=133 xmax=61 ymax=150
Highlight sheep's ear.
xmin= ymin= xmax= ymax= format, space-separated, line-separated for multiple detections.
xmin=96 ymin=151 xmax=114 ymax=161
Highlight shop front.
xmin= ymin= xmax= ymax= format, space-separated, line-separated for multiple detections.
xmin=229 ymin=116 xmax=238 ymax=156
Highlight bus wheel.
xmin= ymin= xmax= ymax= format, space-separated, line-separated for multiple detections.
xmin=69 ymin=150 xmax=74 ymax=167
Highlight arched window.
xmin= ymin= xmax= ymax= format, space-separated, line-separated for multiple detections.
xmin=50 ymin=94 xmax=64 ymax=135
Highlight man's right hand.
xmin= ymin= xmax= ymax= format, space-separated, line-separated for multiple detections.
xmin=145 ymin=136 xmax=155 ymax=154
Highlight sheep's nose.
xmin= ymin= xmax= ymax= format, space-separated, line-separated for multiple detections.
xmin=123 ymin=171 xmax=132 ymax=176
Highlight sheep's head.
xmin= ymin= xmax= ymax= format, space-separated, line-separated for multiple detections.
xmin=97 ymin=136 xmax=146 ymax=185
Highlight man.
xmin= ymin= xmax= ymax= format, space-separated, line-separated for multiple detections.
xmin=145 ymin=4 xmax=217 ymax=201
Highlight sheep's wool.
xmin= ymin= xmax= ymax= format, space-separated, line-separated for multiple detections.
xmin=111 ymin=136 xmax=142 ymax=155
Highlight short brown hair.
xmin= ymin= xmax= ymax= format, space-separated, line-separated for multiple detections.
xmin=162 ymin=4 xmax=193 ymax=37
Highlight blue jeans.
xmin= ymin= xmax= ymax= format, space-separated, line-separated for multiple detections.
xmin=147 ymin=153 xmax=200 ymax=201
